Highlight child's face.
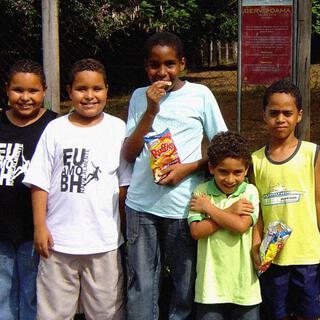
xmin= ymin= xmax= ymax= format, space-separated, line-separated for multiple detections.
xmin=209 ymin=157 xmax=248 ymax=195
xmin=68 ymin=70 xmax=107 ymax=124
xmin=263 ymin=92 xmax=302 ymax=140
xmin=145 ymin=45 xmax=186 ymax=91
xmin=6 ymin=72 xmax=45 ymax=119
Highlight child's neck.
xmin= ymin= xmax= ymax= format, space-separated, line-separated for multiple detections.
xmin=267 ymin=134 xmax=299 ymax=162
xmin=6 ymin=108 xmax=45 ymax=127
xmin=170 ymin=78 xmax=185 ymax=92
xmin=68 ymin=112 xmax=104 ymax=127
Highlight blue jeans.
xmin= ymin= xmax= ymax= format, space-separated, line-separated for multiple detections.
xmin=126 ymin=207 xmax=197 ymax=320
xmin=0 ymin=241 xmax=39 ymax=320
xmin=196 ymin=303 xmax=260 ymax=320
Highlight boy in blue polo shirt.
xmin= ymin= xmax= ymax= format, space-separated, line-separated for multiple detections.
xmin=189 ymin=131 xmax=261 ymax=320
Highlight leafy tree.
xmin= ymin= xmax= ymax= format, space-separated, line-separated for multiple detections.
xmin=312 ymin=0 xmax=320 ymax=35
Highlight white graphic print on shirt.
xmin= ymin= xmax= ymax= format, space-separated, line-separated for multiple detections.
xmin=0 ymin=143 xmax=29 ymax=186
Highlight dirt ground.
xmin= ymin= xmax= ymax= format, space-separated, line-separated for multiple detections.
xmin=105 ymin=64 xmax=320 ymax=153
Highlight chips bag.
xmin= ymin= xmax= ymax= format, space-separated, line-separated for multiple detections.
xmin=258 ymin=221 xmax=292 ymax=276
xmin=144 ymin=128 xmax=180 ymax=183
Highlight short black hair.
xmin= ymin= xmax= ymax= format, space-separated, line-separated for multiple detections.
xmin=68 ymin=58 xmax=107 ymax=86
xmin=263 ymin=78 xmax=302 ymax=111
xmin=7 ymin=59 xmax=46 ymax=88
xmin=207 ymin=131 xmax=251 ymax=168
xmin=144 ymin=31 xmax=185 ymax=60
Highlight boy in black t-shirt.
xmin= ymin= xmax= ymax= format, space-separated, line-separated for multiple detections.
xmin=0 ymin=59 xmax=56 ymax=319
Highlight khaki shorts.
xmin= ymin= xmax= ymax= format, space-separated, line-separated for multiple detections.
xmin=36 ymin=249 xmax=124 ymax=320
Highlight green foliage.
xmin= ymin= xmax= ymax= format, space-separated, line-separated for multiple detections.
xmin=0 ymin=0 xmax=41 ymax=40
xmin=0 ymin=0 xmax=240 ymax=100
xmin=135 ymin=0 xmax=198 ymax=32
xmin=312 ymin=0 xmax=320 ymax=35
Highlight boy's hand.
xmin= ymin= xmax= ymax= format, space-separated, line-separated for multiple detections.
xmin=34 ymin=225 xmax=54 ymax=258
xmin=158 ymin=163 xmax=189 ymax=185
xmin=251 ymin=245 xmax=261 ymax=270
xmin=190 ymin=193 xmax=212 ymax=213
xmin=226 ymin=199 xmax=254 ymax=216
xmin=146 ymin=81 xmax=171 ymax=115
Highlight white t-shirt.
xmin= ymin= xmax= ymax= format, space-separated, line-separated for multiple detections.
xmin=23 ymin=113 xmax=132 ymax=254
xmin=126 ymin=81 xmax=227 ymax=218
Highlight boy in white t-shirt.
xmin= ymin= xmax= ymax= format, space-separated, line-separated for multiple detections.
xmin=23 ymin=58 xmax=131 ymax=320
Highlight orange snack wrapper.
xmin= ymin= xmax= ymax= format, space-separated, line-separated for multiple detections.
xmin=144 ymin=128 xmax=180 ymax=183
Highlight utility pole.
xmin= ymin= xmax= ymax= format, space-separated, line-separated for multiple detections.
xmin=42 ymin=0 xmax=60 ymax=113
xmin=295 ymin=0 xmax=312 ymax=140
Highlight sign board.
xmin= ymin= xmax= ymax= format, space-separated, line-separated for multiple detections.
xmin=241 ymin=0 xmax=293 ymax=85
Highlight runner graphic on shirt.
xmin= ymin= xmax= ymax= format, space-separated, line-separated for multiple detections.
xmin=84 ymin=162 xmax=101 ymax=186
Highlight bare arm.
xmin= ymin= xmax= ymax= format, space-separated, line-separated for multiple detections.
xmin=158 ymin=158 xmax=208 ymax=186
xmin=122 ymin=112 xmax=156 ymax=162
xmin=315 ymin=150 xmax=320 ymax=232
xmin=31 ymin=186 xmax=53 ymax=258
xmin=122 ymin=81 xmax=168 ymax=162
xmin=251 ymin=210 xmax=264 ymax=269
xmin=189 ymin=219 xmax=219 ymax=240
xmin=119 ymin=186 xmax=128 ymax=239
xmin=190 ymin=194 xmax=253 ymax=234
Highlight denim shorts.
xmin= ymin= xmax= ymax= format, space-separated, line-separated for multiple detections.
xmin=260 ymin=263 xmax=320 ymax=319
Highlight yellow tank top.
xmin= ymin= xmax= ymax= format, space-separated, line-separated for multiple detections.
xmin=252 ymin=141 xmax=320 ymax=265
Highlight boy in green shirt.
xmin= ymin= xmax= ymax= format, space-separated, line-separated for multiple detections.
xmin=188 ymin=131 xmax=261 ymax=320
xmin=252 ymin=79 xmax=320 ymax=320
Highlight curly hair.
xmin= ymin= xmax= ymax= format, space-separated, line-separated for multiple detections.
xmin=207 ymin=131 xmax=251 ymax=167
xmin=263 ymin=78 xmax=302 ymax=111
xmin=7 ymin=59 xmax=46 ymax=88
xmin=68 ymin=58 xmax=107 ymax=87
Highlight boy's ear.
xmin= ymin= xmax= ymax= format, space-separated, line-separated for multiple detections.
xmin=5 ymin=82 xmax=9 ymax=95
xmin=208 ymin=162 xmax=215 ymax=175
xmin=180 ymin=57 xmax=186 ymax=72
xmin=144 ymin=59 xmax=148 ymax=71
xmin=67 ymin=85 xmax=71 ymax=99
xmin=297 ymin=109 xmax=303 ymax=123
xmin=262 ymin=110 xmax=267 ymax=122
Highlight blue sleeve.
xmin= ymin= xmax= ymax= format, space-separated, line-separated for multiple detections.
xmin=202 ymin=86 xmax=228 ymax=140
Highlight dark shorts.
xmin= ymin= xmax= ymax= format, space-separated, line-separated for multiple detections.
xmin=196 ymin=303 xmax=260 ymax=320
xmin=260 ymin=264 xmax=320 ymax=320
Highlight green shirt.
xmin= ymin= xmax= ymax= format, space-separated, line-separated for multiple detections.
xmin=188 ymin=179 xmax=261 ymax=305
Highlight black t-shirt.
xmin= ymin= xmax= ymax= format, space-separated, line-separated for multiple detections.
xmin=0 ymin=109 xmax=57 ymax=244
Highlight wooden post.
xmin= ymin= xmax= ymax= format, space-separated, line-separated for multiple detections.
xmin=233 ymin=41 xmax=237 ymax=64
xmin=217 ymin=40 xmax=222 ymax=66
xmin=225 ymin=43 xmax=229 ymax=64
xmin=296 ymin=0 xmax=312 ymax=140
xmin=42 ymin=0 xmax=60 ymax=113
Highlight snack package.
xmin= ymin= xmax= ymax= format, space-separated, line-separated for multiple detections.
xmin=258 ymin=221 xmax=292 ymax=276
xmin=144 ymin=128 xmax=180 ymax=183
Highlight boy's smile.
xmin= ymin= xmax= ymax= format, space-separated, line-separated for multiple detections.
xmin=145 ymin=45 xmax=186 ymax=92
xmin=263 ymin=92 xmax=302 ymax=141
xmin=209 ymin=157 xmax=248 ymax=195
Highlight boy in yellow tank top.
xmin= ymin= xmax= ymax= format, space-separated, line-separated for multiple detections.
xmin=251 ymin=79 xmax=320 ymax=320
